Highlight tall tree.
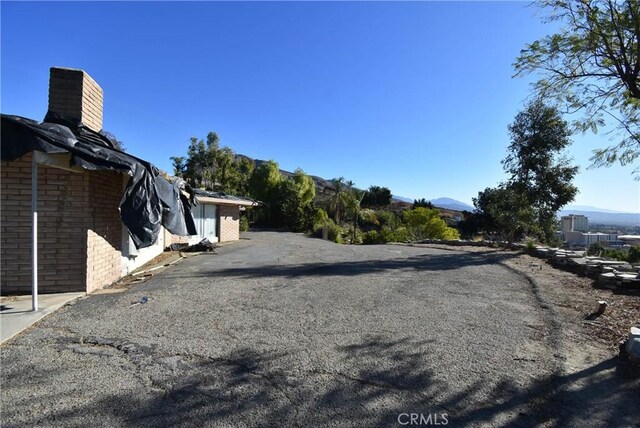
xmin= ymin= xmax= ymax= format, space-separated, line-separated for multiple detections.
xmin=514 ymin=0 xmax=640 ymax=173
xmin=413 ymin=198 xmax=434 ymax=209
xmin=248 ymin=160 xmax=283 ymax=205
xmin=362 ymin=185 xmax=392 ymax=208
xmin=502 ymin=99 xmax=579 ymax=243
xmin=329 ymin=177 xmax=347 ymax=224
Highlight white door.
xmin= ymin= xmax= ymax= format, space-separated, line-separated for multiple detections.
xmin=202 ymin=204 xmax=217 ymax=241
xmin=193 ymin=204 xmax=218 ymax=242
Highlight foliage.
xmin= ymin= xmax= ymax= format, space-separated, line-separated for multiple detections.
xmin=171 ymin=132 xmax=249 ymax=194
xmin=628 ymin=246 xmax=640 ymax=263
xmin=456 ymin=210 xmax=487 ymax=240
xmin=502 ymin=99 xmax=578 ymax=243
xmin=588 ymin=243 xmax=640 ymax=263
xmin=275 ymin=178 xmax=317 ymax=232
xmin=359 ymin=209 xmax=380 ymax=230
xmin=376 ymin=210 xmax=402 ymax=229
xmin=239 ymin=215 xmax=249 ymax=232
xmin=361 ymin=186 xmax=392 ymax=208
xmin=472 ymin=185 xmax=536 ymax=242
xmin=100 ymin=130 xmax=126 ymax=151
xmin=247 ymin=161 xmax=317 ymax=231
xmin=328 ymin=177 xmax=350 ymax=224
xmin=403 ymin=207 xmax=461 ymax=241
xmin=514 ymin=0 xmax=640 ymax=173
xmin=587 ymin=241 xmax=605 ymax=256
xmin=413 ymin=198 xmax=434 ymax=209
xmin=470 ymin=102 xmax=576 ymax=244
xmin=362 ymin=227 xmax=409 ymax=245
xmin=312 ymin=218 xmax=344 ymax=244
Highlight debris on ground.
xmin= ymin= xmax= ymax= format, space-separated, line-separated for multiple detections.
xmin=165 ymin=238 xmax=217 ymax=253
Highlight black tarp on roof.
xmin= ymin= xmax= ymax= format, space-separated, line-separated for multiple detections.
xmin=1 ymin=114 xmax=197 ymax=249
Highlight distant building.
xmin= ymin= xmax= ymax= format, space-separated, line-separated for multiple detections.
xmin=561 ymin=214 xmax=588 ymax=233
xmin=619 ymin=235 xmax=640 ymax=246
xmin=564 ymin=231 xmax=618 ymax=247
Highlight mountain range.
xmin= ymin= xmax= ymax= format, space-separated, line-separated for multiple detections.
xmin=394 ymin=197 xmax=638 ymax=226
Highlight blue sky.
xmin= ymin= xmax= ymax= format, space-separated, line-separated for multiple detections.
xmin=2 ymin=1 xmax=638 ymax=213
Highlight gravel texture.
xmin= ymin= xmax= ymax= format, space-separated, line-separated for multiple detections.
xmin=1 ymin=231 xmax=638 ymax=427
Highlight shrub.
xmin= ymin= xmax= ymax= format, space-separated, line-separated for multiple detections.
xmin=403 ymin=207 xmax=460 ymax=241
xmin=628 ymin=246 xmax=640 ymax=264
xmin=361 ymin=227 xmax=409 ymax=245
xmin=587 ymin=242 xmax=604 ymax=256
xmin=312 ymin=217 xmax=344 ymax=244
xmin=359 ymin=209 xmax=379 ymax=229
xmin=239 ymin=216 xmax=249 ymax=232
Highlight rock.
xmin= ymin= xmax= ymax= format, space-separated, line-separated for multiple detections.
xmin=625 ymin=327 xmax=640 ymax=364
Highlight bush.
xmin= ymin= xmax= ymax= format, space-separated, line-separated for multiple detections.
xmin=403 ymin=207 xmax=460 ymax=241
xmin=239 ymin=216 xmax=249 ymax=232
xmin=628 ymin=246 xmax=640 ymax=264
xmin=359 ymin=209 xmax=379 ymax=230
xmin=587 ymin=242 xmax=604 ymax=256
xmin=312 ymin=217 xmax=344 ymax=244
xmin=361 ymin=227 xmax=409 ymax=245
xmin=362 ymin=230 xmax=384 ymax=245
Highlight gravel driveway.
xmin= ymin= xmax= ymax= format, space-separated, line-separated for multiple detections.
xmin=1 ymin=231 xmax=638 ymax=427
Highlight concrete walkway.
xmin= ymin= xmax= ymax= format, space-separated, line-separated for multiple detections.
xmin=0 ymin=292 xmax=85 ymax=343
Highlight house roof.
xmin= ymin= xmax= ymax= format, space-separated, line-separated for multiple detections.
xmin=1 ymin=113 xmax=197 ymax=249
xmin=190 ymin=188 xmax=261 ymax=207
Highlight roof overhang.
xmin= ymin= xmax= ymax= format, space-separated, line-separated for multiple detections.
xmin=195 ymin=195 xmax=260 ymax=207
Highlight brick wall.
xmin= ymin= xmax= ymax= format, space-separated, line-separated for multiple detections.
xmin=85 ymin=170 xmax=123 ymax=293
xmin=1 ymin=153 xmax=123 ymax=295
xmin=1 ymin=153 xmax=88 ymax=294
xmin=218 ymin=204 xmax=240 ymax=242
xmin=164 ymin=228 xmax=191 ymax=246
xmin=49 ymin=67 xmax=103 ymax=132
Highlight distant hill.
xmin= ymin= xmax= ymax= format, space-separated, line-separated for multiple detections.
xmin=563 ymin=204 xmax=626 ymax=214
xmin=429 ymin=197 xmax=474 ymax=212
xmin=392 ymin=195 xmax=414 ymax=203
xmin=236 ymin=155 xmax=336 ymax=193
xmin=558 ymin=209 xmax=640 ymax=226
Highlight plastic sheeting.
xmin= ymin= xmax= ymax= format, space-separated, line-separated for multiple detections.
xmin=1 ymin=114 xmax=197 ymax=249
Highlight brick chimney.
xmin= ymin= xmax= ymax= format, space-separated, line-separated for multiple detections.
xmin=47 ymin=67 xmax=103 ymax=132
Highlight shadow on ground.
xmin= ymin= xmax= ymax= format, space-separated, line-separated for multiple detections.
xmin=2 ymin=335 xmax=638 ymax=427
xmin=185 ymin=251 xmax=521 ymax=280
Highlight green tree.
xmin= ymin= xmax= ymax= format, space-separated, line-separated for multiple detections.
xmin=343 ymin=187 xmax=366 ymax=243
xmin=236 ymin=157 xmax=255 ymax=196
xmin=292 ymin=168 xmax=316 ymax=206
xmin=171 ymin=131 xmax=255 ymax=196
xmin=170 ymin=156 xmax=186 ymax=177
xmin=514 ymin=0 xmax=640 ymax=172
xmin=361 ymin=186 xmax=392 ymax=208
xmin=248 ymin=160 xmax=283 ymax=223
xmin=502 ymin=99 xmax=579 ymax=243
xmin=413 ymin=198 xmax=434 ymax=209
xmin=403 ymin=207 xmax=460 ymax=241
xmin=248 ymin=162 xmax=316 ymax=230
xmin=473 ymin=185 xmax=537 ymax=242
xmin=329 ymin=177 xmax=348 ymax=224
